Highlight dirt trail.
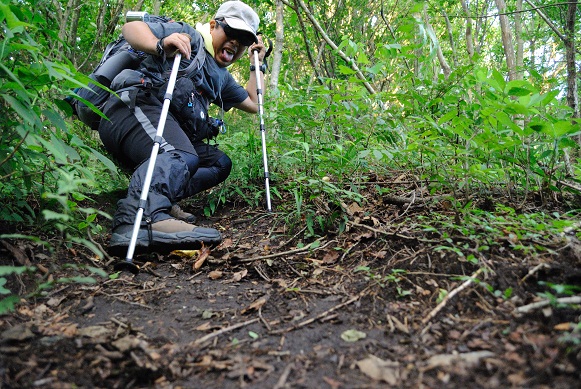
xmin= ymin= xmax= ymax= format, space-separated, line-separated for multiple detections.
xmin=1 ymin=194 xmax=580 ymax=388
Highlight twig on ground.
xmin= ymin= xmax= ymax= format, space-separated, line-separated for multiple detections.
xmin=270 ymin=293 xmax=363 ymax=335
xmin=421 ymin=268 xmax=484 ymax=325
xmin=253 ymin=264 xmax=271 ymax=282
xmin=86 ymin=230 xmax=116 ymax=267
xmin=273 ymin=363 xmax=294 ymax=389
xmin=102 ymin=294 xmax=153 ymax=309
xmin=348 ymin=221 xmax=430 ymax=242
xmin=104 ymin=285 xmax=167 ymax=297
xmin=400 ymin=190 xmax=416 ymax=217
xmin=514 ymin=296 xmax=581 ymax=314
xmin=556 ymin=179 xmax=581 ymax=192
xmin=447 ymin=314 xmax=510 ymax=325
xmin=259 ymin=307 xmax=271 ymax=331
xmin=231 ymin=213 xmax=264 ymax=226
xmin=236 ymin=238 xmax=334 ymax=263
xmin=519 ymin=262 xmax=550 ymax=285
xmin=339 ymin=241 xmax=359 ymax=262
xmin=193 ymin=318 xmax=260 ymax=345
xmin=382 ymin=193 xmax=451 ymax=206
xmin=280 ymin=226 xmax=307 ymax=247
xmin=110 ymin=317 xmax=129 ymax=328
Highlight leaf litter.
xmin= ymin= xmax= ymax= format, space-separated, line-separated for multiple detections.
xmin=1 ymin=184 xmax=580 ymax=388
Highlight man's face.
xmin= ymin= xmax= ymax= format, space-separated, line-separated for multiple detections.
xmin=210 ymin=19 xmax=250 ymax=67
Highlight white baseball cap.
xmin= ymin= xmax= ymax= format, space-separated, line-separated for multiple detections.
xmin=214 ymin=1 xmax=260 ymax=43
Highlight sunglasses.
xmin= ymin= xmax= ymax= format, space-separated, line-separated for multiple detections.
xmin=215 ymin=19 xmax=257 ymax=47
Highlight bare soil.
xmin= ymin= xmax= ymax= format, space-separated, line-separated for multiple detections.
xmin=1 ymin=185 xmax=580 ymax=388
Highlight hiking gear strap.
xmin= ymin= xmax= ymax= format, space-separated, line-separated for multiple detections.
xmin=176 ymin=34 xmax=206 ymax=79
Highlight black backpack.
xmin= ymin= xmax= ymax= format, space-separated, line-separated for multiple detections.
xmin=70 ymin=15 xmax=175 ymax=131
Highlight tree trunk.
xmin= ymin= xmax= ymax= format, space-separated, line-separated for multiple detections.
xmin=515 ymin=0 xmax=524 ymax=80
xmin=564 ymin=1 xmax=579 ymax=118
xmin=494 ymin=0 xmax=517 ymax=81
xmin=152 ymin=0 xmax=162 ymax=16
xmin=441 ymin=8 xmax=458 ymax=68
xmin=53 ymin=0 xmax=81 ymax=61
xmin=460 ymin=0 xmax=475 ymax=59
xmin=291 ymin=0 xmax=376 ymax=94
xmin=523 ymin=0 xmax=579 ymax=119
xmin=136 ymin=0 xmax=146 ymax=11
xmin=269 ymin=0 xmax=284 ymax=90
xmin=423 ymin=6 xmax=451 ymax=79
xmin=292 ymin=0 xmax=320 ymax=83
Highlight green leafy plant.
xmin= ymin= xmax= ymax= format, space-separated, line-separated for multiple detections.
xmin=0 ymin=266 xmax=36 ymax=314
xmin=0 ymin=3 xmax=118 ymax=256
xmin=354 ymin=267 xmax=412 ymax=297
xmin=34 ymin=264 xmax=108 ymax=295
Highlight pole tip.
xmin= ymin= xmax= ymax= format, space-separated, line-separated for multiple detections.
xmin=113 ymin=261 xmax=140 ymax=274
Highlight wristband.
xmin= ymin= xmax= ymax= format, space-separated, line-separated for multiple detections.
xmin=156 ymin=38 xmax=165 ymax=57
xmin=250 ymin=63 xmax=267 ymax=74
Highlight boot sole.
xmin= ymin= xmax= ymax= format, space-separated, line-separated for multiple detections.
xmin=107 ymin=229 xmax=221 ymax=256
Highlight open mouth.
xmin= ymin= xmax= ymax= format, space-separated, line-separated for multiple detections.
xmin=220 ymin=45 xmax=238 ymax=63
xmin=222 ymin=48 xmax=235 ymax=62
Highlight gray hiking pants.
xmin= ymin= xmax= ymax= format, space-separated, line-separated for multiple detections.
xmin=98 ymin=88 xmax=231 ymax=229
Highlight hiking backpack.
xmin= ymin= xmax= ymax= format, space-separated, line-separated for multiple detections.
xmin=70 ymin=14 xmax=188 ymax=131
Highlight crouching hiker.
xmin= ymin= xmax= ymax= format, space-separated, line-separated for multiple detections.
xmin=99 ymin=1 xmax=267 ymax=254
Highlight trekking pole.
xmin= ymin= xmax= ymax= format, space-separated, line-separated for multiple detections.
xmin=252 ymin=47 xmax=272 ymax=212
xmin=114 ymin=53 xmax=182 ymax=274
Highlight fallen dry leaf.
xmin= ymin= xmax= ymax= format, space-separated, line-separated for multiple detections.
xmin=387 ymin=314 xmax=409 ymax=334
xmin=227 ymin=269 xmax=248 ymax=283
xmin=322 ymin=250 xmax=339 ymax=264
xmin=240 ymin=294 xmax=269 ymax=315
xmin=194 ymin=322 xmax=213 ymax=331
xmin=77 ymin=325 xmax=111 ymax=338
xmin=194 ymin=246 xmax=211 ymax=270
xmin=170 ymin=249 xmax=200 ymax=258
xmin=272 ymin=278 xmax=288 ymax=288
xmin=220 ymin=238 xmax=233 ymax=248
xmin=46 ymin=295 xmax=67 ymax=307
xmin=323 ymin=376 xmax=342 ymax=389
xmin=62 ymin=323 xmax=78 ymax=337
xmin=341 ymin=329 xmax=367 ymax=342
xmin=1 ymin=324 xmax=35 ymax=342
xmin=356 ymin=355 xmax=401 ymax=385
xmin=425 ymin=351 xmax=495 ymax=370
xmin=554 ymin=322 xmax=574 ymax=331
xmin=208 ymin=270 xmax=223 ymax=280
xmin=112 ymin=335 xmax=145 ymax=352
xmin=348 ymin=202 xmax=364 ymax=215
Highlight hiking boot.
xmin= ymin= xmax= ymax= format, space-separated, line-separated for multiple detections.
xmin=170 ymin=204 xmax=197 ymax=223
xmin=108 ymin=218 xmax=221 ymax=256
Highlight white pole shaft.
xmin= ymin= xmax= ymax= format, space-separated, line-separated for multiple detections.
xmin=125 ymin=53 xmax=182 ymax=262
xmin=253 ymin=49 xmax=272 ymax=212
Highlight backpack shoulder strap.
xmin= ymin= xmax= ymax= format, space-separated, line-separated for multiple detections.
xmin=177 ymin=33 xmax=206 ymax=78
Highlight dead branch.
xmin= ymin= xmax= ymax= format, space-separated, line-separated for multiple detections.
xmin=293 ymin=0 xmax=376 ymax=94
xmin=273 ymin=363 xmax=294 ymax=389
xmin=556 ymin=179 xmax=581 ymax=192
xmin=193 ymin=318 xmax=260 ymax=345
xmin=270 ymin=293 xmax=362 ymax=335
xmin=236 ymin=238 xmax=335 ymax=263
xmin=514 ymin=296 xmax=581 ymax=314
xmin=421 ymin=268 xmax=484 ymax=325
xmin=519 ymin=263 xmax=550 ymax=285
xmin=347 ymin=221 xmax=428 ymax=241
